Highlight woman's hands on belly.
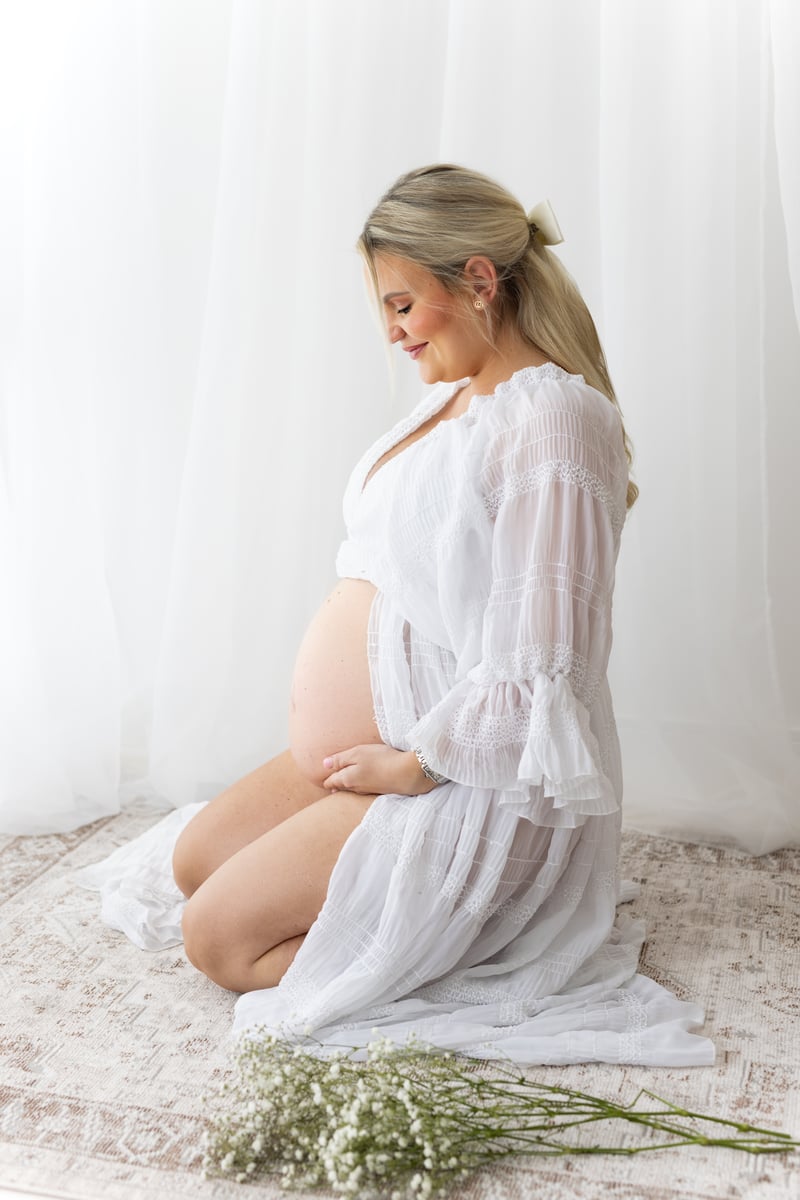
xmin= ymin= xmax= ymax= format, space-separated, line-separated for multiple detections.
xmin=288 ymin=580 xmax=382 ymax=786
xmin=321 ymin=743 xmax=437 ymax=797
xmin=290 ymin=579 xmax=438 ymax=796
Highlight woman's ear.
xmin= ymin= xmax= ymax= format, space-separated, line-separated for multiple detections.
xmin=463 ymin=256 xmax=499 ymax=305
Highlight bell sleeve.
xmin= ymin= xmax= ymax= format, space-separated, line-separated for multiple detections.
xmin=404 ymin=389 xmax=628 ymax=818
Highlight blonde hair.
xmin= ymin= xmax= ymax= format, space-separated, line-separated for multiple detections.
xmin=358 ymin=164 xmax=638 ymax=509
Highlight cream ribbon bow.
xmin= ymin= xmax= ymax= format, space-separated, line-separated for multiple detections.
xmin=526 ymin=199 xmax=564 ymax=246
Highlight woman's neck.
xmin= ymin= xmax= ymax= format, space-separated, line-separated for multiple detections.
xmin=458 ymin=336 xmax=552 ymax=404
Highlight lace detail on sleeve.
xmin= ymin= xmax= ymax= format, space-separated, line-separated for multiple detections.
xmin=406 ymin=672 xmax=619 ymax=816
xmin=442 ymin=704 xmax=530 ymax=753
xmin=439 ymin=682 xmax=597 ymax=759
xmin=467 ymin=643 xmax=600 ymax=710
xmin=484 ymin=459 xmax=625 ymax=538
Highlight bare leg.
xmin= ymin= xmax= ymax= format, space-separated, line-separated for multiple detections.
xmin=252 ymin=933 xmax=307 ymax=984
xmin=172 ymin=748 xmax=328 ymax=898
xmin=181 ymin=788 xmax=376 ymax=992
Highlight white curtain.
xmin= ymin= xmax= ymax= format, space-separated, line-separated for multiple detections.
xmin=1 ymin=0 xmax=797 ymax=851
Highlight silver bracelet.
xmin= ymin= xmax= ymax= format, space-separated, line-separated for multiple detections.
xmin=413 ymin=747 xmax=449 ymax=786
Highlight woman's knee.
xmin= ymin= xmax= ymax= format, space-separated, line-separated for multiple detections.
xmin=181 ymin=887 xmax=299 ymax=992
xmin=181 ymin=891 xmax=239 ymax=990
xmin=172 ymin=819 xmax=208 ymax=899
xmin=179 ymin=789 xmax=376 ymax=989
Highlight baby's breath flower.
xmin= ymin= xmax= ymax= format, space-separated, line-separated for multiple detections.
xmin=203 ymin=1027 xmax=800 ymax=1198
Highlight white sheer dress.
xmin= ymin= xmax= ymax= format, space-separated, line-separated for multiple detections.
xmin=79 ymin=363 xmax=714 ymax=1066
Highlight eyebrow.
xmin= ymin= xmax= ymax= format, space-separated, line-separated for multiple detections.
xmin=381 ymin=291 xmax=409 ymax=304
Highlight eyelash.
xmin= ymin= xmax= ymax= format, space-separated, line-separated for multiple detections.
xmin=397 ymin=303 xmax=412 ymax=316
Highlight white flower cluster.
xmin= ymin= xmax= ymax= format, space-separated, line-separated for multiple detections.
xmin=202 ymin=1031 xmax=475 ymax=1198
xmin=202 ymin=1028 xmax=800 ymax=1196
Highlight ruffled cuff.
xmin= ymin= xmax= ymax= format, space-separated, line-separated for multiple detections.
xmin=516 ymin=673 xmax=618 ymax=815
xmin=405 ymin=671 xmax=618 ymax=819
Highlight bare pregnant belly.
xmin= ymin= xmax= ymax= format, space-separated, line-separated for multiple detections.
xmin=288 ymin=579 xmax=384 ymax=786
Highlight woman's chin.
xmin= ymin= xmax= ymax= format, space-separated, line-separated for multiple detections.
xmin=416 ymin=360 xmax=443 ymax=385
xmin=416 ymin=360 xmax=469 ymax=387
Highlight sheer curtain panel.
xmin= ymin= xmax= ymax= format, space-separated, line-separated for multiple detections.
xmin=1 ymin=0 xmax=798 ymax=850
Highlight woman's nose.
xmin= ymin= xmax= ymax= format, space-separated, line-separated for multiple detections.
xmin=388 ymin=322 xmax=404 ymax=344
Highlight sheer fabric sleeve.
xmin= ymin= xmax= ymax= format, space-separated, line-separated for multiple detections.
xmin=405 ymin=386 xmax=628 ymax=817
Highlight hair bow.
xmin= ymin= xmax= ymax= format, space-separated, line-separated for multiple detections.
xmin=526 ymin=199 xmax=564 ymax=246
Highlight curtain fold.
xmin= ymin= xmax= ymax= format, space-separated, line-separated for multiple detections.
xmin=1 ymin=0 xmax=798 ymax=849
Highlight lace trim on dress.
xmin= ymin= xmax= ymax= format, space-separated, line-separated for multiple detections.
xmin=405 ymin=668 xmax=618 ymax=815
xmin=371 ymin=702 xmax=419 ymax=745
xmin=484 ymin=458 xmax=625 ymax=538
xmin=356 ymin=392 xmax=453 ymax=497
xmin=526 ymin=693 xmax=593 ymax=749
xmin=443 ymin=704 xmax=530 ymax=752
xmin=467 ymin=644 xmax=600 ymax=711
xmin=414 ymin=977 xmax=535 ymax=1008
xmin=404 ymin=506 xmax=483 ymax=566
xmin=361 ymin=803 xmax=415 ymax=870
xmin=470 ymin=362 xmax=580 ymax=402
xmin=617 ymin=988 xmax=647 ymax=1064
xmin=589 ymin=868 xmax=618 ymax=897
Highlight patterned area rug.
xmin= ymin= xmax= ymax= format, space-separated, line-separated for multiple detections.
xmin=0 ymin=800 xmax=798 ymax=1200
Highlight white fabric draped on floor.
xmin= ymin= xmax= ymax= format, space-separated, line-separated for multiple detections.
xmin=1 ymin=0 xmax=799 ymax=851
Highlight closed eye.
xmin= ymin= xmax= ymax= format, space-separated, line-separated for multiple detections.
xmin=397 ymin=303 xmax=412 ymax=316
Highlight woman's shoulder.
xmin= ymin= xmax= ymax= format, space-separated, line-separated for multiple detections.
xmin=475 ymin=363 xmax=627 ymax=467
xmin=474 ymin=363 xmax=629 ymax=513
xmin=477 ymin=363 xmax=623 ymax=443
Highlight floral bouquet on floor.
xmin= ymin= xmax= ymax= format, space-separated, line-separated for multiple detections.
xmin=203 ymin=1032 xmax=799 ymax=1198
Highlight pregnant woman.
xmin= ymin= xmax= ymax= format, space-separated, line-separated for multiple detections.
xmin=82 ymin=165 xmax=713 ymax=1066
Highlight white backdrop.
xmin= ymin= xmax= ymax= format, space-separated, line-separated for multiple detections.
xmin=1 ymin=0 xmax=798 ymax=850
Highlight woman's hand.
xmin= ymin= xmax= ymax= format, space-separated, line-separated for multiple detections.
xmin=321 ymin=744 xmax=439 ymax=797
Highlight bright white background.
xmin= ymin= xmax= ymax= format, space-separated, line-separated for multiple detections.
xmin=1 ymin=0 xmax=798 ymax=851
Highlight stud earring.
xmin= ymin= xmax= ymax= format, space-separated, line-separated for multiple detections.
xmin=474 ymin=299 xmax=484 ymax=310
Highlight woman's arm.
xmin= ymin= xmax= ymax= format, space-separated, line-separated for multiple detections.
xmin=402 ymin=390 xmax=628 ymax=814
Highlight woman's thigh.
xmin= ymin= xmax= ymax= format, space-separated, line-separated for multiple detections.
xmin=181 ymin=788 xmax=375 ymax=992
xmin=172 ymin=748 xmax=329 ymax=898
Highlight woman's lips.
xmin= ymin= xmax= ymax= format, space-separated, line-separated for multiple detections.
xmin=405 ymin=343 xmax=427 ymax=360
